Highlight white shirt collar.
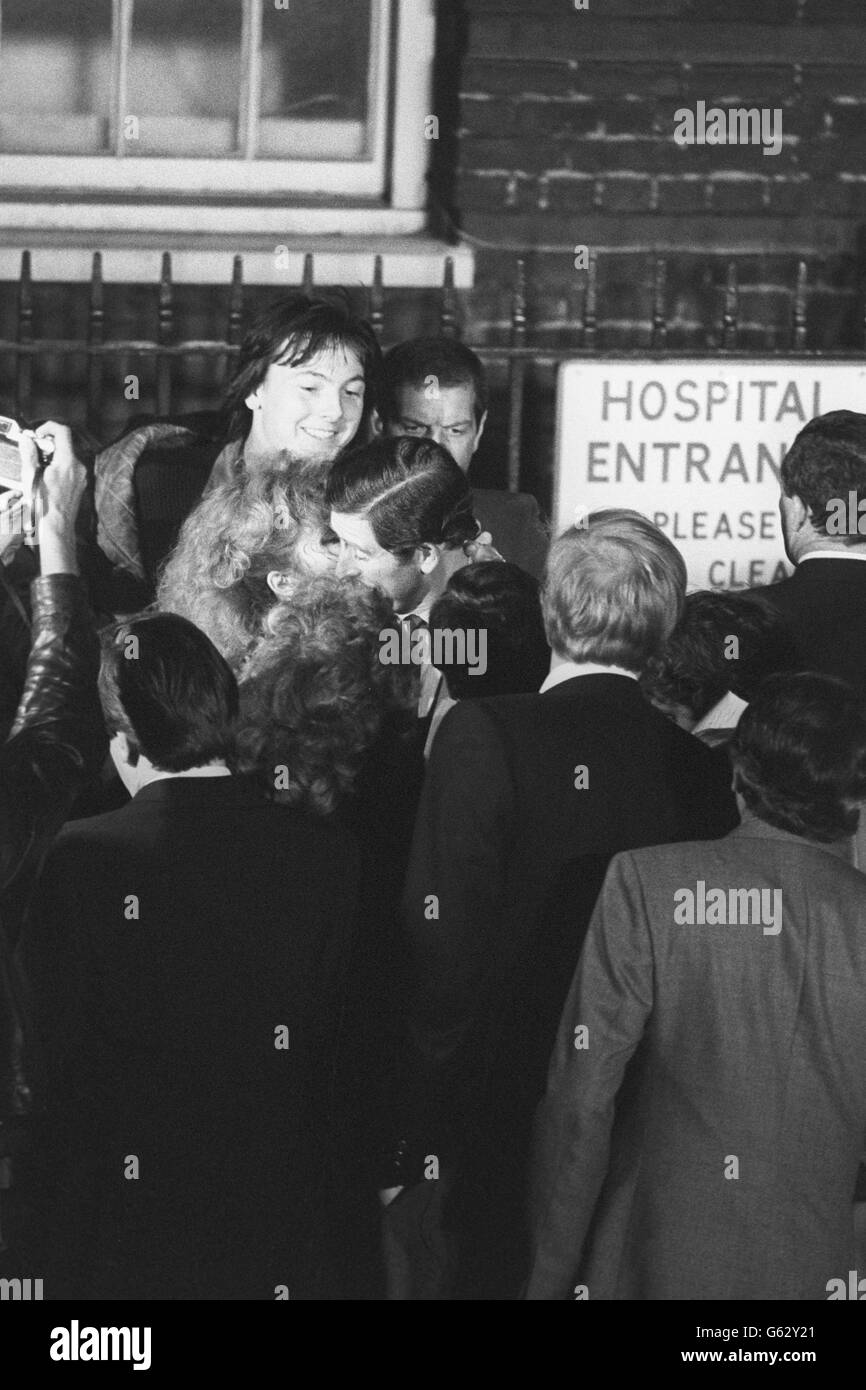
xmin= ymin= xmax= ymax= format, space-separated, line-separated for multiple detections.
xmin=799 ymin=550 xmax=866 ymax=563
xmin=693 ymin=689 xmax=749 ymax=734
xmin=540 ymin=659 xmax=639 ymax=693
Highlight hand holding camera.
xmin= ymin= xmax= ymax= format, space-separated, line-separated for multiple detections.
xmin=0 ymin=415 xmax=57 ymax=544
xmin=0 ymin=420 xmax=86 ymax=576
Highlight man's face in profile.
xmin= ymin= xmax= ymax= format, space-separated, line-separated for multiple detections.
xmin=330 ymin=509 xmax=432 ymax=614
xmin=386 ymin=380 xmax=486 ymax=473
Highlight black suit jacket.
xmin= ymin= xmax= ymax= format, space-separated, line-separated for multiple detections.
xmin=400 ymin=674 xmax=739 ymax=1295
xmin=471 ymin=488 xmax=549 ymax=580
xmin=752 ymin=557 xmax=866 ymax=694
xmin=402 ymin=675 xmax=739 ymax=1161
xmin=30 ymin=775 xmax=360 ymax=1300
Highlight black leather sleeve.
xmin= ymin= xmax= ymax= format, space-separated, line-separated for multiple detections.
xmin=0 ymin=574 xmax=107 ymax=911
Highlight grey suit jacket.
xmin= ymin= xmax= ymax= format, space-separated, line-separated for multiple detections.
xmin=526 ymin=815 xmax=866 ymax=1300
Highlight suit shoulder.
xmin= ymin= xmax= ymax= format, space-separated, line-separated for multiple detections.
xmin=747 ymin=577 xmax=800 ymax=612
xmin=473 ymin=488 xmax=545 ymax=525
xmin=435 ymin=694 xmax=507 ymax=744
xmin=431 ymin=694 xmax=540 ymax=769
xmin=474 ymin=487 xmax=542 ymax=513
xmin=238 ymin=794 xmax=355 ymax=845
xmin=656 ymin=707 xmax=731 ymax=765
xmin=48 ymin=805 xmax=134 ymax=849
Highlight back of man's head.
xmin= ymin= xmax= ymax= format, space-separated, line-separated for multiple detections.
xmin=731 ymin=671 xmax=866 ymax=842
xmin=542 ymin=510 xmax=687 ymax=673
xmin=99 ymin=612 xmax=238 ymax=772
xmin=379 ymin=337 xmax=488 ymax=427
xmin=781 ymin=410 xmax=866 ymax=544
xmin=326 ymin=435 xmax=478 ymax=558
xmin=641 ymin=589 xmax=800 ymax=724
xmin=429 ymin=561 xmax=550 ymax=699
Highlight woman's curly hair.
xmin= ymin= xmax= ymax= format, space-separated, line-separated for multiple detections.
xmin=235 ymin=573 xmax=418 ymax=816
xmin=156 ymin=462 xmax=329 ymax=671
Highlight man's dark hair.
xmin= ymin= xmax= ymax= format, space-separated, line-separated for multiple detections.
xmin=379 ymin=337 xmax=488 ymax=427
xmin=99 ymin=612 xmax=239 ymax=772
xmin=731 ymin=672 xmax=866 ymax=842
xmin=781 ymin=410 xmax=866 ymax=545
xmin=430 ymin=561 xmax=550 ymax=700
xmin=325 ymin=436 xmax=479 ymax=561
xmin=222 ymin=293 xmax=382 ymax=441
xmin=641 ymin=590 xmax=800 ymax=722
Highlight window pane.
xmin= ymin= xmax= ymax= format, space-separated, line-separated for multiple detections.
xmin=259 ymin=0 xmax=374 ymax=159
xmin=127 ymin=0 xmax=242 ymax=156
xmin=0 ymin=0 xmax=112 ymax=153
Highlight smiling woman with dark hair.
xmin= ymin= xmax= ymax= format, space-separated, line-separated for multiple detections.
xmin=95 ymin=292 xmax=381 ymax=606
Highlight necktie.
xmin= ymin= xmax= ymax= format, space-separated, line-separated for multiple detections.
xmin=402 ymin=613 xmax=442 ymax=719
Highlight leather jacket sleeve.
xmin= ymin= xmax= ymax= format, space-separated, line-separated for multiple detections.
xmin=1 ymin=573 xmax=106 ymax=1159
xmin=0 ymin=573 xmax=107 ymax=910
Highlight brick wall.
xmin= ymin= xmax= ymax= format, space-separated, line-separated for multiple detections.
xmin=444 ymin=0 xmax=866 ymax=501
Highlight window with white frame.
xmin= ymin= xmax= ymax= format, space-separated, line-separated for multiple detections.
xmin=0 ymin=0 xmax=435 ymax=221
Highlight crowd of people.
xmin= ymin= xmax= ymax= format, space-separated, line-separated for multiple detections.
xmin=1 ymin=292 xmax=866 ymax=1301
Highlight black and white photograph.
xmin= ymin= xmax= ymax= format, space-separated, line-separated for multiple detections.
xmin=1 ymin=0 xmax=865 ymax=1367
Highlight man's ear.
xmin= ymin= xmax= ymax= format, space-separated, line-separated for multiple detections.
xmin=266 ymin=569 xmax=294 ymax=598
xmin=782 ymin=491 xmax=809 ymax=531
xmin=370 ymin=408 xmax=384 ymax=438
xmin=473 ymin=409 xmax=488 ymax=452
xmin=417 ymin=542 xmax=443 ymax=575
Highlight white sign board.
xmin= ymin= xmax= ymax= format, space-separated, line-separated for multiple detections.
xmin=555 ymin=359 xmax=866 ymax=589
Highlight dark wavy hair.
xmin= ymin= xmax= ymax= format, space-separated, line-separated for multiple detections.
xmin=156 ymin=462 xmax=330 ymax=671
xmin=731 ymin=672 xmax=866 ymax=842
xmin=641 ymin=590 xmax=800 ymax=724
xmin=221 ymin=292 xmax=382 ymax=442
xmin=325 ymin=435 xmax=479 ymax=561
xmin=379 ymin=337 xmax=488 ymax=427
xmin=429 ymin=561 xmax=550 ymax=699
xmin=235 ymin=574 xmax=417 ymax=816
xmin=781 ymin=410 xmax=866 ymax=545
xmin=99 ymin=612 xmax=238 ymax=772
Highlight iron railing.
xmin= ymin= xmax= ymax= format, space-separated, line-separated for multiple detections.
xmin=1 ymin=250 xmax=864 ymax=493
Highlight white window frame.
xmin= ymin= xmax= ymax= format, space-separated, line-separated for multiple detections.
xmin=0 ymin=0 xmax=436 ymax=233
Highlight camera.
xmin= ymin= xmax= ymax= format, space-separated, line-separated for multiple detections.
xmin=0 ymin=416 xmax=55 ymax=491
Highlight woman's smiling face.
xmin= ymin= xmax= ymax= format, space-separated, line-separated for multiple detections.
xmin=244 ymin=343 xmax=366 ymax=463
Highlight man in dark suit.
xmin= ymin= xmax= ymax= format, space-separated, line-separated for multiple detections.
xmin=30 ymin=612 xmax=360 ymax=1300
xmin=392 ymin=510 xmax=739 ymax=1298
xmin=527 ymin=672 xmax=866 ymax=1300
xmin=752 ymin=409 xmax=866 ymax=694
xmin=376 ymin=337 xmax=549 ymax=580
